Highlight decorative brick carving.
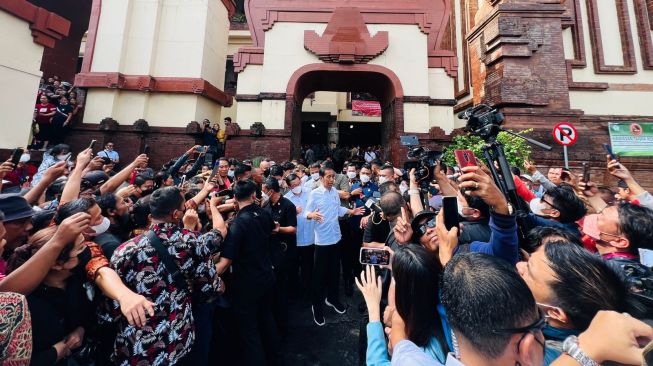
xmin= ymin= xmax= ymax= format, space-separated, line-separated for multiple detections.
xmin=0 ymin=0 xmax=70 ymax=48
xmin=133 ymin=119 xmax=149 ymax=132
xmin=75 ymin=72 xmax=233 ymax=107
xmin=99 ymin=117 xmax=119 ymax=131
xmin=303 ymin=7 xmax=388 ymax=64
xmin=185 ymin=121 xmax=202 ymax=134
xmin=236 ymin=0 xmax=457 ymax=75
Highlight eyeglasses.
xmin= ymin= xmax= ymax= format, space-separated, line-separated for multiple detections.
xmin=419 ymin=218 xmax=436 ymax=235
xmin=540 ymin=196 xmax=559 ymax=211
xmin=492 ymin=309 xmax=546 ymax=336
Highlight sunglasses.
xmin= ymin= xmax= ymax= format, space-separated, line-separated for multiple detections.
xmin=419 ymin=217 xmax=437 ymax=235
xmin=540 ymin=196 xmax=559 ymax=211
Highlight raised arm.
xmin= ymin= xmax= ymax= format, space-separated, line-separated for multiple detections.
xmin=23 ymin=161 xmax=67 ymax=205
xmin=167 ymin=145 xmax=199 ymax=176
xmin=60 ymin=149 xmax=93 ymax=205
xmin=0 ymin=213 xmax=90 ymax=294
xmin=99 ymin=154 xmax=148 ymax=195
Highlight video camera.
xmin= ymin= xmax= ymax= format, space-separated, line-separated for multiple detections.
xmin=457 ymin=104 xmax=504 ymax=142
xmin=404 ymin=146 xmax=443 ymax=183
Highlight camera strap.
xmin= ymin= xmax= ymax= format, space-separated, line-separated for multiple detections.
xmin=145 ymin=231 xmax=189 ymax=292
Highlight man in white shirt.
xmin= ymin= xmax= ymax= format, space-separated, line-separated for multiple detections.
xmin=304 ymin=166 xmax=364 ymax=326
xmin=99 ymin=141 xmax=120 ymax=164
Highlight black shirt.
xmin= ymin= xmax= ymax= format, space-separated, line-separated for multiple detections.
xmin=458 ymin=219 xmax=491 ymax=245
xmin=51 ymin=104 xmax=73 ymax=127
xmin=222 ymin=203 xmax=276 ymax=298
xmin=363 ymin=211 xmax=391 ymax=244
xmin=27 ymin=274 xmax=92 ymax=366
xmin=265 ymin=196 xmax=297 ymax=267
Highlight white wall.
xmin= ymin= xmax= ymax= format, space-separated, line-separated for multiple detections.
xmin=566 ymin=0 xmax=653 ymax=116
xmin=0 ymin=10 xmax=45 ymax=148
xmin=236 ymin=22 xmax=457 ymax=132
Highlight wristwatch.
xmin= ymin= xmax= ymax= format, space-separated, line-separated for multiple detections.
xmin=562 ymin=335 xmax=599 ymax=366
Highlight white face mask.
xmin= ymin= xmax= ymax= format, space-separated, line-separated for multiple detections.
xmin=19 ymin=154 xmax=31 ymax=163
xmin=56 ymin=153 xmax=70 ymax=161
xmin=399 ymin=181 xmax=408 ymax=194
xmin=261 ymin=192 xmax=270 ymax=203
xmin=346 ymin=171 xmax=357 ymax=179
xmin=378 ymin=176 xmax=388 ymax=184
xmin=198 ymin=204 xmax=206 ymax=213
xmin=278 ymin=179 xmax=284 ymax=187
xmin=227 ymin=170 xmax=235 ymax=178
xmin=457 ymin=200 xmax=473 ymax=218
xmin=311 ymin=173 xmax=320 ymax=181
xmin=291 ymin=186 xmax=302 ymax=194
xmin=360 ymin=174 xmax=371 ymax=184
xmin=92 ymin=217 xmax=110 ymax=235
xmin=529 ymin=198 xmax=552 ymax=217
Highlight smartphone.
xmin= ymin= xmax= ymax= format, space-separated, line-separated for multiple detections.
xmin=196 ymin=146 xmax=208 ymax=153
xmin=442 ymin=196 xmax=460 ymax=233
xmin=9 ymin=148 xmax=23 ymax=167
xmin=359 ymin=247 xmax=391 ymax=266
xmin=582 ymin=162 xmax=590 ymax=182
xmin=602 ymin=143 xmax=618 ymax=160
xmin=208 ymin=163 xmax=220 ymax=182
xmin=88 ymin=139 xmax=97 ymax=151
xmin=142 ymin=145 xmax=150 ymax=155
xmin=217 ymin=189 xmax=233 ymax=198
xmin=454 ymin=149 xmax=477 ymax=168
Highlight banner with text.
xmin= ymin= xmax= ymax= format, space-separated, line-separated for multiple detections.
xmin=609 ymin=122 xmax=653 ymax=157
xmin=352 ymin=100 xmax=381 ymax=117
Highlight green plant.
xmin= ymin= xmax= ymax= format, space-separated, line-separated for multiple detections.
xmin=442 ymin=129 xmax=534 ymax=169
xmin=232 ymin=13 xmax=247 ymax=23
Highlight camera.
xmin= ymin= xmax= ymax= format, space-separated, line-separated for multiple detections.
xmin=404 ymin=146 xmax=443 ymax=183
xmin=457 ymin=104 xmax=504 ymax=141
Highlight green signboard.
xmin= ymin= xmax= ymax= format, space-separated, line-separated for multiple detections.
xmin=608 ymin=122 xmax=653 ymax=157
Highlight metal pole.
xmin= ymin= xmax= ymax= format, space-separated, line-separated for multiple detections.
xmin=563 ymin=145 xmax=569 ymax=170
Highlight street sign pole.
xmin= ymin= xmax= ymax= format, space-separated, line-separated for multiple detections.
xmin=552 ymin=122 xmax=578 ymax=169
xmin=563 ymin=145 xmax=569 ymax=169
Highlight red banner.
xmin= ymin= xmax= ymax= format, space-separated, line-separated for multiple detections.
xmin=352 ymin=100 xmax=381 ymax=117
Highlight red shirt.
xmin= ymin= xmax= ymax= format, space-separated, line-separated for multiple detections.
xmin=35 ymin=103 xmax=55 ymax=124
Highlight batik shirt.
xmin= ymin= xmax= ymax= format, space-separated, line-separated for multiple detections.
xmin=105 ymin=223 xmax=223 ymax=366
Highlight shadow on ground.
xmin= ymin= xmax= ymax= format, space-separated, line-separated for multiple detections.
xmin=282 ymin=289 xmax=366 ymax=366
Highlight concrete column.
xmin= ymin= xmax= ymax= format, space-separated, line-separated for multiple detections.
xmin=80 ymin=0 xmax=232 ymax=127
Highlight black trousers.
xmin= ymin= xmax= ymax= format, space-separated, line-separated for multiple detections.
xmin=232 ymin=288 xmax=281 ymax=365
xmin=296 ymin=245 xmax=315 ymax=296
xmin=338 ymin=219 xmax=353 ymax=285
xmin=346 ymin=223 xmax=364 ymax=284
xmin=312 ymin=243 xmax=341 ymax=310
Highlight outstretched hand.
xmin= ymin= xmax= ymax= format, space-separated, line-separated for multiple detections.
xmin=354 ymin=265 xmax=383 ymax=322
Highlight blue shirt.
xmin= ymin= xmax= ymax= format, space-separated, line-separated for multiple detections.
xmin=456 ymin=211 xmax=519 ymax=265
xmin=367 ymin=321 xmax=446 ymax=366
xmin=284 ymin=189 xmax=315 ymax=246
xmin=99 ymin=149 xmax=119 ymax=162
xmin=304 ymin=185 xmax=349 ymax=245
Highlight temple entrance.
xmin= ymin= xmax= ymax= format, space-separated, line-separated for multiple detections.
xmin=286 ymin=64 xmax=404 ymax=162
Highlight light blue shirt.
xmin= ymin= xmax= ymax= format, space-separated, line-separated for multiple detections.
xmin=284 ymin=189 xmax=315 ymax=246
xmin=367 ymin=322 xmax=445 ymax=366
xmin=99 ymin=149 xmax=119 ymax=162
xmin=304 ymin=185 xmax=349 ymax=245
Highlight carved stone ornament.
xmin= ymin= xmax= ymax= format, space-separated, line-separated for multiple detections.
xmin=250 ymin=122 xmax=266 ymax=136
xmin=132 ymin=119 xmax=150 ymax=132
xmin=99 ymin=117 xmax=119 ymax=131
xmin=304 ymin=7 xmax=389 ymax=64
xmin=186 ymin=121 xmax=202 ymax=134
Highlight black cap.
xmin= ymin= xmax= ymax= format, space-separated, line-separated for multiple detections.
xmin=410 ymin=210 xmax=437 ymax=238
xmin=81 ymin=170 xmax=109 ymax=190
xmin=0 ymin=194 xmax=33 ymax=222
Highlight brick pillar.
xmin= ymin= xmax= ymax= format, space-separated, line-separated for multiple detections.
xmin=467 ymin=1 xmax=571 ymax=111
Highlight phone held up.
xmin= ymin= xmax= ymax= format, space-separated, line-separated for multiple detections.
xmin=442 ymin=196 xmax=460 ymax=235
xmin=359 ymin=247 xmax=391 ymax=266
xmin=454 ymin=149 xmax=477 ymax=169
xmin=88 ymin=139 xmax=97 ymax=151
xmin=9 ymin=148 xmax=24 ymax=168
xmin=582 ymin=162 xmax=590 ymax=182
xmin=602 ymin=143 xmax=618 ymax=161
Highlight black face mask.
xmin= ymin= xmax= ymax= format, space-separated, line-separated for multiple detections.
xmin=140 ymin=189 xmax=154 ymax=197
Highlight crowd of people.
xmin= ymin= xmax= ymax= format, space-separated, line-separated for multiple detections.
xmin=0 ymin=136 xmax=652 ymax=366
xmin=33 ymin=76 xmax=83 ymax=150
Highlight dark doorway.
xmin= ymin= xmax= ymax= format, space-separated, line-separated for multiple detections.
xmin=338 ymin=122 xmax=382 ymax=148
xmin=300 ymin=120 xmax=328 ymax=146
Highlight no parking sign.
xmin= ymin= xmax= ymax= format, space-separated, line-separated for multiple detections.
xmin=552 ymin=122 xmax=578 ymax=168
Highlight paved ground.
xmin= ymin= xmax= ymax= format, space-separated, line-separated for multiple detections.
xmin=282 ymin=290 xmax=366 ymax=366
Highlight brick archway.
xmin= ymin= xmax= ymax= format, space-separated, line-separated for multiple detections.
xmin=285 ymin=63 xmax=405 ymax=161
